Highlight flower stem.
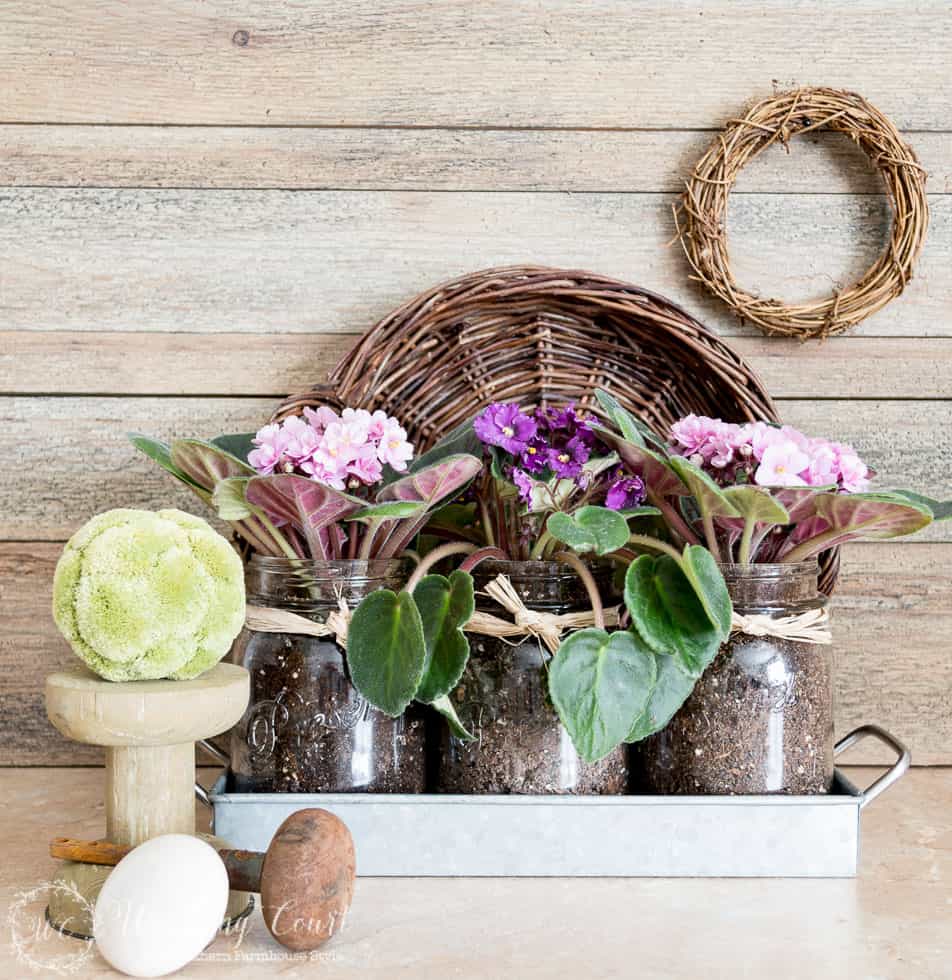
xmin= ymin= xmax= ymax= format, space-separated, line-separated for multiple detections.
xmin=232 ymin=519 xmax=277 ymax=557
xmin=628 ymin=533 xmax=684 ymax=565
xmin=555 ymin=550 xmax=604 ymax=631
xmin=701 ymin=510 xmax=722 ymax=563
xmin=738 ymin=516 xmax=756 ymax=564
xmin=459 ymin=546 xmax=509 ymax=574
xmin=256 ymin=512 xmax=301 ymax=562
xmin=357 ymin=521 xmax=381 ymax=561
xmin=404 ymin=542 xmax=478 ymax=593
xmin=781 ymin=529 xmax=842 ymax=564
xmin=651 ymin=494 xmax=700 ymax=547
xmin=479 ymin=497 xmax=496 ymax=548
xmin=529 ymin=529 xmax=553 ymax=560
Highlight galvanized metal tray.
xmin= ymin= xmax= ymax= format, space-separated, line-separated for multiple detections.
xmin=197 ymin=725 xmax=908 ymax=878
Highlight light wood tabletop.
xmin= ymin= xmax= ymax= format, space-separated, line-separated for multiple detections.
xmin=1 ymin=767 xmax=948 ymax=979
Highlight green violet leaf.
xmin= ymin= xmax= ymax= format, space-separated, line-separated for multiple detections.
xmin=546 ymin=505 xmax=630 ymax=556
xmin=548 ymin=627 xmax=657 ymax=763
xmin=679 ymin=544 xmax=733 ymax=637
xmin=128 ymin=432 xmax=211 ymax=499
xmin=626 ymin=652 xmax=698 ymax=743
xmin=885 ymin=490 xmax=952 ymax=523
xmin=429 ymin=694 xmax=475 ymax=741
xmin=624 ymin=553 xmax=727 ymax=676
xmin=722 ymin=484 xmax=791 ymax=525
xmin=667 ymin=455 xmax=741 ymax=519
xmin=413 ymin=570 xmax=475 ymax=703
xmin=348 ymin=590 xmax=427 ymax=717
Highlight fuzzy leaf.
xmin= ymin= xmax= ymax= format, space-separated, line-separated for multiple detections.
xmin=245 ymin=474 xmax=360 ymax=559
xmin=409 ymin=419 xmax=483 ymax=474
xmin=128 ymin=433 xmax=211 ymax=499
xmin=722 ymin=485 xmax=791 ymax=525
xmin=170 ymin=438 xmax=255 ymax=492
xmin=679 ymin=544 xmax=733 ymax=636
xmin=375 ymin=454 xmax=484 ymax=556
xmin=547 ymin=506 xmax=631 ymax=556
xmin=626 ymin=652 xmax=697 ymax=742
xmin=429 ymin=694 xmax=475 ymax=741
xmin=212 ymin=477 xmax=254 ymax=521
xmin=594 ymin=389 xmax=645 ymax=446
xmin=210 ymin=432 xmax=257 ymax=466
xmin=667 ymin=455 xmax=741 ymax=519
xmin=619 ymin=505 xmax=663 ymax=520
xmin=592 ymin=427 xmax=686 ymax=498
xmin=624 ymin=553 xmax=728 ymax=675
xmin=380 ymin=454 xmax=484 ymax=507
xmin=807 ymin=491 xmax=933 ymax=545
xmin=346 ymin=501 xmax=426 ymax=522
xmin=891 ymin=490 xmax=952 ymax=522
xmin=594 ymin=389 xmax=667 ymax=450
xmin=549 ymin=627 xmax=657 ymax=763
xmin=414 ymin=570 xmax=475 ymax=703
xmin=348 ymin=590 xmax=427 ymax=717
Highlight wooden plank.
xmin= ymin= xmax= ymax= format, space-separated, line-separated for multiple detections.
xmin=0 ymin=331 xmax=354 ymax=396
xmin=1 ymin=2 xmax=950 ymax=128
xmin=4 ymin=332 xmax=952 ymax=400
xmin=3 ymin=540 xmax=948 ymax=765
xmin=2 ymin=189 xmax=949 ymax=338
xmin=3 ymin=126 xmax=950 ymax=193
xmin=2 ymin=396 xmax=950 ymax=542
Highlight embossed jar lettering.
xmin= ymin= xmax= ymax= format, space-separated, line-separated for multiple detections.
xmin=229 ymin=557 xmax=425 ymax=793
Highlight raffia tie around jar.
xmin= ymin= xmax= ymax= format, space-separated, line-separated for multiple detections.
xmin=244 ymin=575 xmax=619 ymax=651
xmin=245 ymin=599 xmax=353 ymax=647
xmin=730 ymin=607 xmax=831 ymax=645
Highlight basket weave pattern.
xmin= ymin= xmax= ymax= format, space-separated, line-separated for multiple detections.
xmin=274 ymin=266 xmax=838 ymax=593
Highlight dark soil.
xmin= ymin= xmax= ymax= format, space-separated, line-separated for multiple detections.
xmin=438 ymin=633 xmax=628 ymax=795
xmin=229 ymin=632 xmax=426 ymax=794
xmin=640 ymin=633 xmax=834 ymax=795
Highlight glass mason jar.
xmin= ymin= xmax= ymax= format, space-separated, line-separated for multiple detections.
xmin=438 ymin=559 xmax=628 ymax=794
xmin=641 ymin=560 xmax=833 ymax=795
xmin=229 ymin=556 xmax=426 ymax=794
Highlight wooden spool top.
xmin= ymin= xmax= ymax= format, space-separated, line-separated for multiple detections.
xmin=45 ymin=663 xmax=249 ymax=747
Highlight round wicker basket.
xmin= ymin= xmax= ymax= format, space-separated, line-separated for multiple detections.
xmin=273 ymin=265 xmax=838 ymax=593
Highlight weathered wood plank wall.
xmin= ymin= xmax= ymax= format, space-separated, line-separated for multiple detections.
xmin=2 ymin=1 xmax=949 ymax=765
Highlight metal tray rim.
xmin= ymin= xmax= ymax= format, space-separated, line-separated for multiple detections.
xmin=209 ymin=769 xmax=861 ymax=807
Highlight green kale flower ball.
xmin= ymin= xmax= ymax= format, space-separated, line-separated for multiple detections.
xmin=52 ymin=508 xmax=246 ymax=682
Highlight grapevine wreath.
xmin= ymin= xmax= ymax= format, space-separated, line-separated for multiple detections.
xmin=675 ymin=87 xmax=929 ymax=340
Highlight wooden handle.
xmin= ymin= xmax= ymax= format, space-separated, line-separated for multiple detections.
xmin=50 ymin=835 xmax=264 ymax=893
xmin=51 ymin=837 xmax=131 ymax=866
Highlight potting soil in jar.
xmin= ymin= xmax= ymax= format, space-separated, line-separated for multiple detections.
xmin=640 ymin=561 xmax=833 ymax=795
xmin=229 ymin=557 xmax=425 ymax=794
xmin=438 ymin=559 xmax=628 ymax=794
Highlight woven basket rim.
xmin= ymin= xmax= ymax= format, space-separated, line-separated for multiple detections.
xmin=271 ymin=264 xmax=838 ymax=593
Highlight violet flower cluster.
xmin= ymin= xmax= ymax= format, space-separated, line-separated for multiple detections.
xmin=669 ymin=416 xmax=871 ymax=493
xmin=473 ymin=401 xmax=646 ymax=510
xmin=248 ymin=406 xmax=414 ymax=491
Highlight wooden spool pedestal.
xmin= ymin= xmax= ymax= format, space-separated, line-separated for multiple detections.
xmin=44 ymin=663 xmax=250 ymax=938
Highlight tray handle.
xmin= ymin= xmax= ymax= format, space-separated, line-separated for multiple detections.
xmin=834 ymin=724 xmax=910 ymax=809
xmin=195 ymin=738 xmax=230 ymax=809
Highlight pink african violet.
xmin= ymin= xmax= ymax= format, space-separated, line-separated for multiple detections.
xmin=250 ymin=405 xmax=414 ymax=491
xmin=669 ymin=415 xmax=870 ymax=492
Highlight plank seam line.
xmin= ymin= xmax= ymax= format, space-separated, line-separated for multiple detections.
xmin=3 ymin=185 xmax=946 ymax=197
xmin=0 ymin=122 xmax=947 ymax=135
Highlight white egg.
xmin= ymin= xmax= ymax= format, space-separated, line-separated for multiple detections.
xmin=93 ymin=834 xmax=228 ymax=978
